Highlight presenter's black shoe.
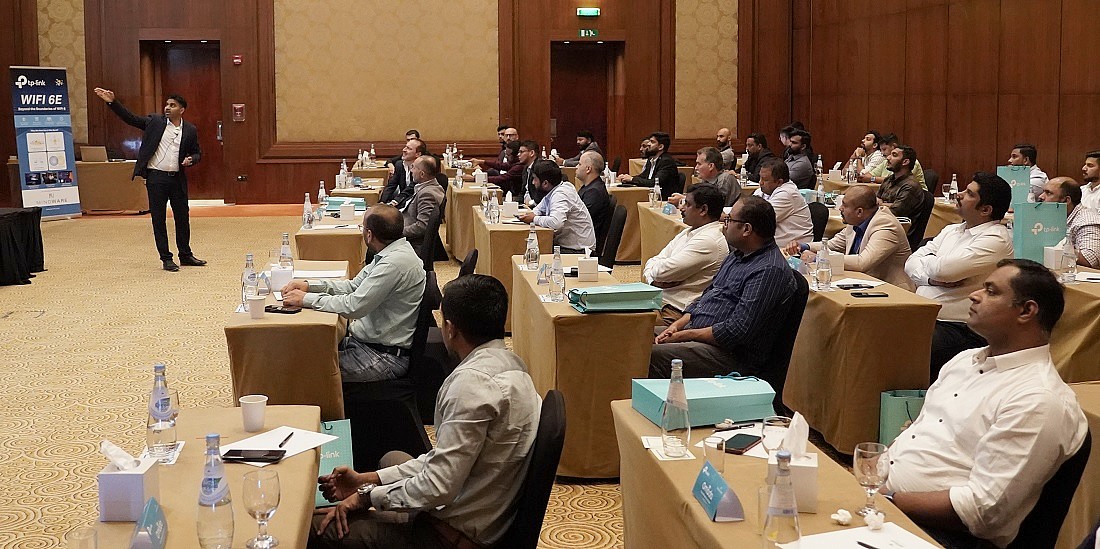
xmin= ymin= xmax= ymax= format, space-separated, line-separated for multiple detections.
xmin=179 ymin=255 xmax=207 ymax=266
xmin=162 ymin=259 xmax=180 ymax=272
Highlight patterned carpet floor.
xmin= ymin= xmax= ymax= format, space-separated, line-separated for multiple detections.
xmin=0 ymin=213 xmax=628 ymax=548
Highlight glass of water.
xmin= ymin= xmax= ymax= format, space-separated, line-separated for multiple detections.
xmin=549 ymin=271 xmax=566 ymax=302
xmin=243 ymin=469 xmax=281 ymax=549
xmin=813 ymin=262 xmax=833 ymax=292
xmin=853 ymin=442 xmax=890 ymax=516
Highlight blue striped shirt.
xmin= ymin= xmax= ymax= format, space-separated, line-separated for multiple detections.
xmin=685 ymin=241 xmax=797 ymax=372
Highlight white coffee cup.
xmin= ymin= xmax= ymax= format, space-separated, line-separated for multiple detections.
xmin=247 ymin=295 xmax=266 ymax=319
xmin=239 ymin=394 xmax=268 ymax=432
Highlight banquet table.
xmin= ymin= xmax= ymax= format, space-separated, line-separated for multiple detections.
xmin=0 ymin=207 xmax=44 ymax=285
xmin=511 ymin=255 xmax=656 ymax=477
xmin=1052 ymin=269 xmax=1100 ymax=383
xmin=1058 ymin=381 xmax=1100 ymax=548
xmin=471 ymin=208 xmax=553 ymax=331
xmin=328 ymin=181 xmax=382 ymax=204
xmin=783 ymin=273 xmax=941 ymax=453
xmin=351 ymin=166 xmax=390 ymax=180
xmin=612 ymin=400 xmax=942 ymax=548
xmin=225 ymin=260 xmax=348 ymax=421
xmin=637 ymin=204 xmax=688 ymax=271
xmin=97 ymin=405 xmax=322 ymax=548
xmin=294 ymin=215 xmax=366 ymax=279
xmin=445 ymin=184 xmax=493 ymax=261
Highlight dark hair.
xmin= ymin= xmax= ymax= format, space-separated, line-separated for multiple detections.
xmin=687 ymin=184 xmax=725 ymax=220
xmin=881 ymin=133 xmax=899 ymax=146
xmin=577 ymin=129 xmax=595 ymax=140
xmin=972 ymin=171 xmax=1012 ymax=220
xmin=364 ymin=203 xmax=405 ymax=243
xmin=406 ymin=129 xmax=420 ymax=139
xmin=896 ymin=145 xmax=917 ymax=171
xmin=747 ymin=133 xmax=768 ymax=149
xmin=997 ymin=258 xmax=1064 ymax=334
xmin=696 ymin=147 xmax=725 ymax=171
xmin=779 ymin=125 xmax=795 ymax=138
xmin=1059 ymin=177 xmax=1083 ymax=205
xmin=408 ymin=139 xmax=427 ymax=155
xmin=417 ymin=154 xmax=440 ymax=178
xmin=167 ymin=94 xmax=187 ymax=109
xmin=648 ymin=132 xmax=671 ymax=152
xmin=738 ymin=195 xmax=777 ymax=240
xmin=531 ymin=159 xmax=562 ymax=186
xmin=497 ymin=124 xmax=510 ymax=132
xmin=1087 ymin=150 xmax=1100 ymax=162
xmin=790 ymin=121 xmax=805 ymax=131
xmin=441 ymin=274 xmax=508 ymax=345
xmin=790 ymin=129 xmax=811 ymax=147
xmin=1013 ymin=143 xmax=1037 ymax=165
xmin=865 ymin=130 xmax=882 ymax=146
xmin=504 ymin=139 xmax=521 ymax=158
xmin=519 ymin=140 xmax=540 ymax=153
xmin=759 ymin=158 xmax=789 ymax=182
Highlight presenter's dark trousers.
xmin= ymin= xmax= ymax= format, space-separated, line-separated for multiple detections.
xmin=930 ymin=320 xmax=987 ymax=382
xmin=145 ymin=169 xmax=192 ymax=261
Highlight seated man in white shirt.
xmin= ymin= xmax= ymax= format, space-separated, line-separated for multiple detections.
xmin=1006 ymin=143 xmax=1048 ymax=201
xmin=1039 ymin=176 xmax=1100 ymax=268
xmin=842 ymin=130 xmax=886 ymax=177
xmin=883 ymin=259 xmax=1088 ymax=549
xmin=310 ymin=274 xmax=541 ymax=549
xmin=643 ymin=183 xmax=730 ymax=325
xmin=1081 ymin=150 xmax=1100 ymax=211
xmin=784 ymin=184 xmax=913 ymax=290
xmin=517 ymin=160 xmax=597 ymax=254
xmin=754 ymin=158 xmax=814 ymax=247
xmin=905 ymin=172 xmax=1014 ymax=381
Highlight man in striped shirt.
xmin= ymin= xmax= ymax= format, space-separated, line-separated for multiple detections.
xmin=649 ymin=195 xmax=799 ymax=379
xmin=1039 ymin=176 xmax=1100 ymax=268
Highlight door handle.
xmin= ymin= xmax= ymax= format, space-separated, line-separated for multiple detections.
xmin=217 ymin=120 xmax=223 ymax=142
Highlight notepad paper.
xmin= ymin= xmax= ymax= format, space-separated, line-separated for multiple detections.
xmin=779 ymin=522 xmax=939 ymax=549
xmin=293 ymin=270 xmax=346 ymax=279
xmin=221 ymin=426 xmax=337 ymax=467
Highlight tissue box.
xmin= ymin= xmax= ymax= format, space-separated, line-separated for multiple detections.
xmin=631 ymin=377 xmax=775 ymax=428
xmin=577 ymin=257 xmax=599 ymax=282
xmin=98 ymin=458 xmax=159 ymax=521
xmin=1044 ymin=246 xmax=1061 ymax=269
xmin=502 ymin=201 xmax=519 ymax=217
xmin=766 ymin=452 xmax=819 ymax=513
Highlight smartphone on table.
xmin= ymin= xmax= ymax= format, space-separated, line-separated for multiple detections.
xmin=723 ymin=433 xmax=763 ymax=455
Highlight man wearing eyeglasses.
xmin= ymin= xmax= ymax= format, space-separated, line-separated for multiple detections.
xmin=649 ymin=196 xmax=798 ymax=379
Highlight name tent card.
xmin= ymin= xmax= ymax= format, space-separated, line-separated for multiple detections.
xmin=692 ymin=460 xmax=745 ymax=522
xmin=129 ymin=497 xmax=167 ymax=549
xmin=662 ymin=203 xmax=676 ymax=215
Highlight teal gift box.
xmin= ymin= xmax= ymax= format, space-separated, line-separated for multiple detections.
xmin=631 ymin=376 xmax=776 ymax=428
xmin=325 ymin=196 xmax=367 ymax=211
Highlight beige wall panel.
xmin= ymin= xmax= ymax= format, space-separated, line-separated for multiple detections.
xmin=275 ymin=0 xmax=499 ymax=142
xmin=38 ymin=0 xmax=88 ymax=143
xmin=675 ymin=0 xmax=737 ymax=139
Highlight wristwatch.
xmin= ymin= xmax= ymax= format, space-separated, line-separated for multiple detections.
xmin=356 ymin=482 xmax=377 ymax=502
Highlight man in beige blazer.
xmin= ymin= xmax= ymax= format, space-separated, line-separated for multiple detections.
xmin=785 ymin=184 xmax=913 ymax=289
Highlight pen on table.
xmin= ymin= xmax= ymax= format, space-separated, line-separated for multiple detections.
xmin=278 ymin=432 xmax=294 ymax=448
xmin=857 ymin=541 xmax=882 ymax=549
xmin=713 ymin=422 xmax=756 ymax=433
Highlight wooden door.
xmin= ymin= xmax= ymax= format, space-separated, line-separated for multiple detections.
xmin=550 ymin=42 xmax=611 ymax=162
xmin=156 ymin=43 xmax=224 ymax=199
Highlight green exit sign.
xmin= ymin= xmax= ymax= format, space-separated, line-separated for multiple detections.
xmin=577 ymin=7 xmax=600 ymax=16
xmin=579 ymin=29 xmax=599 ymax=38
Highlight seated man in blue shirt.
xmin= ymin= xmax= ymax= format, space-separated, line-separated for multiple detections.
xmin=649 ymin=195 xmax=798 ymax=379
xmin=283 ymin=204 xmax=425 ymax=382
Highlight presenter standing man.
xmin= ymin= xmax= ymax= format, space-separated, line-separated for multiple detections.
xmin=93 ymin=87 xmax=206 ymax=271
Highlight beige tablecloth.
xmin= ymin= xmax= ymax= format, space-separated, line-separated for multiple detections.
xmin=471 ymin=208 xmax=553 ymax=332
xmin=351 ymin=166 xmax=391 ymax=180
xmin=784 ymin=273 xmax=941 ymax=452
xmin=445 ymin=185 xmax=491 ymax=261
xmin=926 ymin=199 xmax=962 ymax=239
xmin=638 ymin=204 xmax=688 ymax=272
xmin=611 ymin=400 xmax=942 ymax=548
xmin=609 ymin=186 xmax=655 ymax=262
xmin=511 ymin=256 xmax=656 ymax=477
xmin=225 ymin=260 xmax=348 ymax=421
xmin=97 ymin=405 xmax=322 ymax=548
xmin=1058 ymin=382 xmax=1100 ymax=548
xmin=76 ymin=160 xmax=148 ymax=212
xmin=823 ymin=178 xmax=880 ymax=195
xmin=295 ymin=217 xmax=366 ymax=279
xmin=1052 ymin=270 xmax=1100 ymax=383
xmin=329 ymin=184 xmax=382 ymax=204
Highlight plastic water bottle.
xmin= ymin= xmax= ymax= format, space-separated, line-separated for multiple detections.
xmin=368 ymin=144 xmax=377 ymax=164
xmin=1063 ymin=237 xmax=1078 ymax=284
xmin=279 ymin=233 xmax=294 ymax=270
xmin=196 ymin=433 xmax=234 ymax=549
xmin=489 ymin=195 xmax=501 ymax=224
xmin=949 ymin=174 xmax=959 ymax=202
xmin=524 ymin=228 xmax=540 ymax=271
xmin=146 ymin=363 xmax=176 ymax=462
xmin=651 ymin=182 xmax=663 ymax=208
xmin=302 ymin=193 xmax=313 ymax=229
xmin=454 ymin=168 xmax=464 ymax=189
xmin=661 ymin=359 xmax=691 ymax=457
xmin=740 ymin=166 xmax=748 ymax=182
xmin=241 ymin=253 xmax=258 ymax=306
xmin=541 ymin=145 xmax=548 ymax=159
xmin=814 ymin=242 xmax=832 ymax=291
xmin=763 ymin=450 xmax=801 ymax=547
xmin=549 ymin=246 xmax=565 ymax=302
xmin=847 ymin=159 xmax=858 ymax=184
xmin=318 ymin=180 xmax=327 ymax=207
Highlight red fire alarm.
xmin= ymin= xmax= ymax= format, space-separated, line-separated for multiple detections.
xmin=232 ymin=55 xmax=243 ymax=65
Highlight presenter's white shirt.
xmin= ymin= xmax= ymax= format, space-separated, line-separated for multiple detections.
xmin=147 ymin=119 xmax=182 ymax=172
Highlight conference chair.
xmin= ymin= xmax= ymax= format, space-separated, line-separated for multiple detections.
xmin=492 ymin=390 xmax=566 ymax=549
xmin=675 ymin=171 xmax=687 ymax=196
xmin=459 ymin=248 xmax=479 ymax=277
xmin=807 ymin=201 xmax=829 ymax=242
xmin=610 ymin=157 xmax=622 ymax=174
xmin=409 ymin=271 xmax=453 ymax=425
xmin=907 ymin=190 xmax=935 ymax=252
xmin=417 ymin=196 xmax=449 ymax=270
xmin=924 ymin=169 xmax=940 ymax=198
xmin=766 ymin=274 xmax=809 ymax=415
xmin=595 ymin=194 xmax=618 ymax=257
xmin=599 ymin=204 xmax=628 ymax=269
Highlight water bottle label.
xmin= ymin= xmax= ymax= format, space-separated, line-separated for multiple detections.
xmin=149 ymin=396 xmax=172 ymax=420
xmin=199 ymin=475 xmax=229 ymax=505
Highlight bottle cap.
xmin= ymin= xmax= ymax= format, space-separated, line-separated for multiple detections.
xmin=671 ymin=358 xmax=683 ymax=369
xmin=776 ymin=449 xmax=792 ymax=464
xmin=153 ymin=363 xmax=166 ymax=373
xmin=205 ymin=433 xmax=220 ymax=443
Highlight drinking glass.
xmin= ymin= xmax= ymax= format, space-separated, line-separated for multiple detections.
xmin=813 ymin=262 xmax=833 ymax=292
xmin=549 ymin=272 xmax=566 ymax=302
xmin=760 ymin=416 xmax=791 ymax=458
xmin=703 ymin=436 xmax=725 ymax=473
xmin=243 ymin=469 xmax=281 ymax=549
xmin=853 ymin=442 xmax=890 ymax=516
xmin=66 ymin=525 xmax=97 ymax=549
xmin=267 ymin=249 xmax=280 ymax=272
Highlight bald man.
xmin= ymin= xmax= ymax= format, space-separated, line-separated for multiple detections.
xmin=1039 ymin=176 xmax=1100 ymax=268
xmin=716 ymin=127 xmax=737 ymax=169
xmin=786 ymin=184 xmax=913 ymax=289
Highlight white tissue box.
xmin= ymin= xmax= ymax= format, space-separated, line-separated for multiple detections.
xmin=98 ymin=458 xmax=159 ymax=521
xmin=829 ymin=169 xmax=842 ymax=180
xmin=766 ymin=452 xmax=818 ymax=513
xmin=474 ymin=171 xmax=488 ymax=184
xmin=577 ymin=257 xmax=599 ymax=282
xmin=339 ymin=202 xmax=356 ymax=219
xmin=1044 ymin=246 xmax=1060 ymax=269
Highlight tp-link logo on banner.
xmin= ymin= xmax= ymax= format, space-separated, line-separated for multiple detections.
xmin=14 ymin=75 xmax=46 ymax=89
xmin=1032 ymin=223 xmax=1044 ymax=235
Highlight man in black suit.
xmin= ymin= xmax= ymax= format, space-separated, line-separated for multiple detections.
xmin=742 ymin=133 xmax=775 ymax=183
xmin=576 ymin=151 xmax=612 ymax=254
xmin=380 ymin=139 xmax=426 ymax=209
xmin=94 ymin=87 xmax=205 ymax=271
xmin=617 ymin=131 xmax=681 ymax=199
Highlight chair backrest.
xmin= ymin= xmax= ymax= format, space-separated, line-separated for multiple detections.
xmin=675 ymin=171 xmax=687 ymax=196
xmin=344 ymin=377 xmax=431 ymax=472
xmin=906 ymin=190 xmax=935 ymax=252
xmin=492 ymin=390 xmax=566 ymax=549
xmin=807 ymin=201 xmax=829 ymax=242
xmin=595 ymin=193 xmax=618 ymax=256
xmin=763 ymin=273 xmax=809 ymax=415
xmin=599 ymin=204 xmax=628 ymax=269
xmin=924 ymin=169 xmax=940 ymax=197
xmin=1007 ymin=429 xmax=1092 ymax=549
xmin=418 ymin=195 xmax=448 ymax=271
xmin=459 ymin=248 xmax=479 ymax=277
xmin=610 ymin=157 xmax=622 ymax=173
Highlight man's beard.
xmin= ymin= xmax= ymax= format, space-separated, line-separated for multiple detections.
xmin=645 ymin=148 xmax=658 ymax=158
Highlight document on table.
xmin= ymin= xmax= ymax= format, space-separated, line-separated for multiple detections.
xmin=222 ymin=426 xmax=337 ymax=467
xmin=1076 ymin=272 xmax=1100 ymax=283
xmin=564 ymin=265 xmax=612 ymax=274
xmin=307 ymin=225 xmax=358 ymax=231
xmin=779 ymin=522 xmax=939 ymax=548
xmin=293 ymin=269 xmax=346 ymax=279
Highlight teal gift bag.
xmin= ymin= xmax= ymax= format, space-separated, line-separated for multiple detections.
xmin=879 ymin=390 xmax=926 ymax=445
xmin=315 ymin=420 xmax=354 ymax=508
xmin=1012 ymin=202 xmax=1066 ymax=263
xmin=567 ymin=282 xmax=662 ymax=313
